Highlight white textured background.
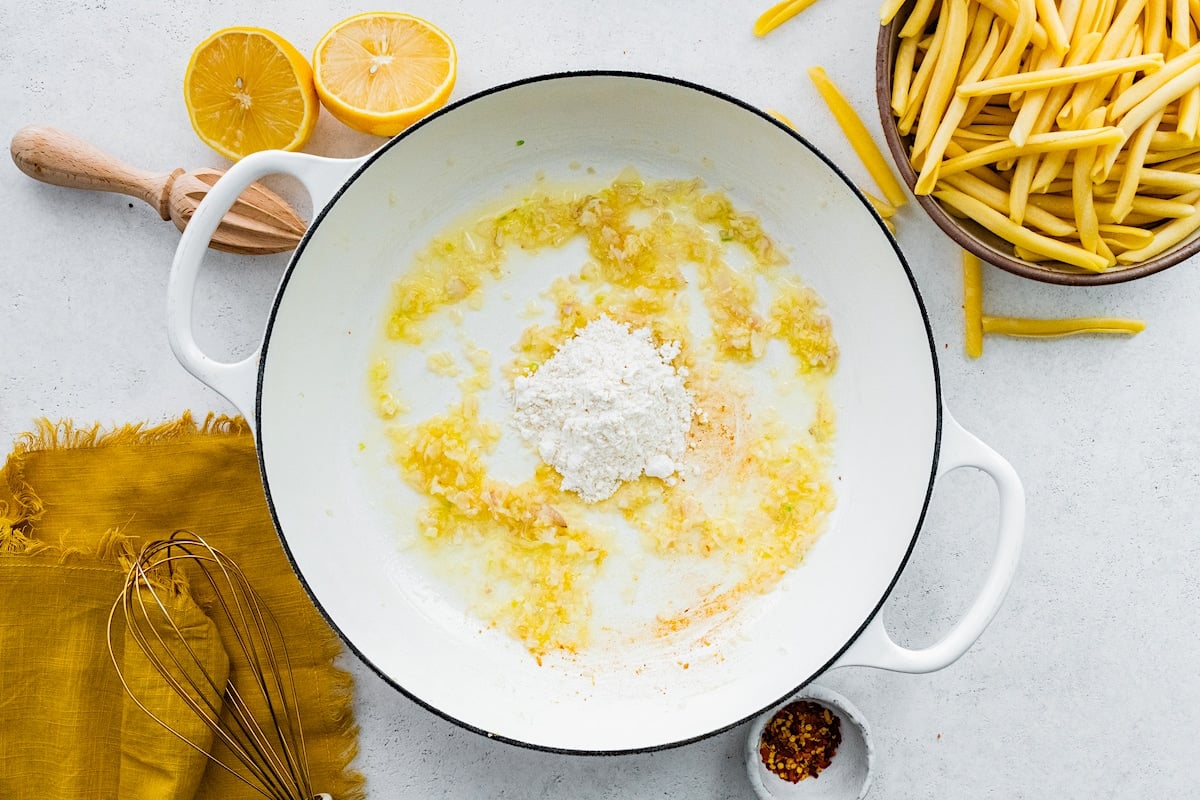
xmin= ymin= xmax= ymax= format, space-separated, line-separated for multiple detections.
xmin=2 ymin=1 xmax=1197 ymax=797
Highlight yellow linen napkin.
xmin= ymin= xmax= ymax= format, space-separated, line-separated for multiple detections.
xmin=0 ymin=413 xmax=365 ymax=800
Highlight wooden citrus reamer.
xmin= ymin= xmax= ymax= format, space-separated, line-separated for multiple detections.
xmin=10 ymin=126 xmax=306 ymax=255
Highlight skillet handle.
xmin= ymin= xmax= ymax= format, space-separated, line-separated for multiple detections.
xmin=833 ymin=409 xmax=1025 ymax=673
xmin=166 ymin=150 xmax=366 ymax=422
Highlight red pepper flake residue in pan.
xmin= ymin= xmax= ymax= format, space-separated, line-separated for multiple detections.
xmin=759 ymin=699 xmax=843 ymax=782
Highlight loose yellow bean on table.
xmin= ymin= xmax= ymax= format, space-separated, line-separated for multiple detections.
xmin=961 ymin=251 xmax=1145 ymax=359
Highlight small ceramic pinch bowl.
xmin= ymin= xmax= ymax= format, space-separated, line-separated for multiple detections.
xmin=745 ymin=684 xmax=874 ymax=800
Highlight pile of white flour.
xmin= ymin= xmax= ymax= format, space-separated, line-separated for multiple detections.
xmin=511 ymin=315 xmax=694 ymax=502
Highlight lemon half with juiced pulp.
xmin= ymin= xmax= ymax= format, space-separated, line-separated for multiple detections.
xmin=313 ymin=12 xmax=457 ymax=138
xmin=184 ymin=26 xmax=320 ymax=161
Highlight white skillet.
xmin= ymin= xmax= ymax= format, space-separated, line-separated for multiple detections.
xmin=167 ymin=72 xmax=1024 ymax=753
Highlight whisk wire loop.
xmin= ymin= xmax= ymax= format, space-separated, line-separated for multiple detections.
xmin=107 ymin=531 xmax=320 ymax=800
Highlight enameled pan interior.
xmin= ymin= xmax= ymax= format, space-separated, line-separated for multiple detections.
xmin=255 ymin=73 xmax=940 ymax=752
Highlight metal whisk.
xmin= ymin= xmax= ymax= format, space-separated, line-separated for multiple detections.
xmin=107 ymin=531 xmax=331 ymax=800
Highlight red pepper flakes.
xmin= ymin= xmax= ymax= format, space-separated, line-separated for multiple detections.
xmin=759 ymin=699 xmax=842 ymax=783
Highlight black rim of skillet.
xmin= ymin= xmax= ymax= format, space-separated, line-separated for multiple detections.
xmin=254 ymin=69 xmax=944 ymax=756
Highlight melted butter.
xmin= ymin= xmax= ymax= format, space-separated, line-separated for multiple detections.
xmin=371 ymin=170 xmax=839 ymax=660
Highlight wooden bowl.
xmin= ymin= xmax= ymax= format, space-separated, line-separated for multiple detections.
xmin=874 ymin=12 xmax=1200 ymax=285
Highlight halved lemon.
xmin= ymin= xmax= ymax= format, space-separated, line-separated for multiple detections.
xmin=184 ymin=27 xmax=319 ymax=161
xmin=313 ymin=12 xmax=457 ymax=137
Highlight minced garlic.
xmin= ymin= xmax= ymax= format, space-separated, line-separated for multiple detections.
xmin=371 ymin=170 xmax=839 ymax=659
xmin=426 ymin=351 xmax=460 ymax=377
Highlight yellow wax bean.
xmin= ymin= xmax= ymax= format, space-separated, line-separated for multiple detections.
xmin=962 ymin=252 xmax=984 ymax=359
xmin=863 ymin=191 xmax=898 ymax=218
xmin=956 ymin=54 xmax=1163 ymax=98
xmin=940 ymin=172 xmax=1076 ymax=236
xmin=912 ymin=0 xmax=972 ymax=164
xmin=892 ymin=37 xmax=920 ymax=116
xmin=1115 ymin=205 xmax=1200 ymax=262
xmin=1117 ymin=61 xmax=1200 ymax=138
xmin=754 ymin=0 xmax=821 ymax=36
xmin=934 ymin=187 xmax=1113 ymax=270
xmin=915 ymin=25 xmax=1002 ymax=194
xmin=1098 ymin=223 xmax=1156 ymax=249
xmin=981 ymin=316 xmax=1146 ymax=336
xmin=809 ymin=66 xmax=909 ymax=207
xmin=935 ymin=127 xmax=1125 ymax=180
